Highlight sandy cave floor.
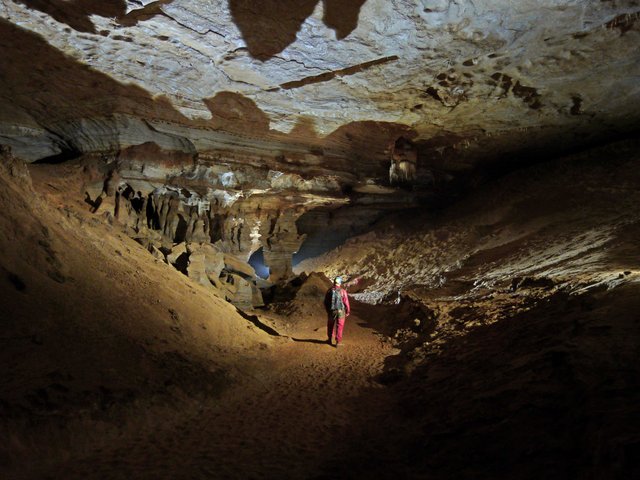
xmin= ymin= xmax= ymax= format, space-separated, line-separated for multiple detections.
xmin=13 ymin=310 xmax=396 ymax=480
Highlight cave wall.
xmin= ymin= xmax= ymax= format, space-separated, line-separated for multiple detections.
xmin=1 ymin=0 xmax=639 ymax=291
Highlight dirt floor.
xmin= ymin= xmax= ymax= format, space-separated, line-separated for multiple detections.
xmin=6 ymin=309 xmax=395 ymax=480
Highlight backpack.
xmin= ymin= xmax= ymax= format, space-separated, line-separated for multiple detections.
xmin=331 ymin=287 xmax=344 ymax=311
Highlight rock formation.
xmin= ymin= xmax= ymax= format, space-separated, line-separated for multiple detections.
xmin=1 ymin=1 xmax=638 ymax=291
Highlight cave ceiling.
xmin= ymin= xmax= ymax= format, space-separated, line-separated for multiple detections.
xmin=0 ymin=0 xmax=638 ymax=168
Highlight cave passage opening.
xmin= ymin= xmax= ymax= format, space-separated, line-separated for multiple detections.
xmin=32 ymin=145 xmax=83 ymax=164
xmin=293 ymin=205 xmax=383 ymax=267
xmin=249 ymin=247 xmax=270 ymax=279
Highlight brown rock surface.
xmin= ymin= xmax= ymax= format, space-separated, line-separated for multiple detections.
xmin=1 ymin=2 xmax=640 ymax=478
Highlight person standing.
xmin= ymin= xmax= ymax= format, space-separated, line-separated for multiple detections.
xmin=325 ymin=276 xmax=350 ymax=347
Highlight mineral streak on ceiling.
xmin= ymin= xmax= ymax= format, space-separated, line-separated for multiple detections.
xmin=0 ymin=0 xmax=639 ymax=165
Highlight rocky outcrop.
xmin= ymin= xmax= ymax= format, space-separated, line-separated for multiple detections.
xmin=141 ymin=236 xmax=264 ymax=307
xmin=69 ymin=141 xmax=359 ymax=303
xmin=262 ymin=208 xmax=306 ymax=283
xmin=296 ymin=138 xmax=640 ymax=303
xmin=111 ymin=165 xmax=327 ymax=283
xmin=73 ymin=135 xmax=431 ymax=289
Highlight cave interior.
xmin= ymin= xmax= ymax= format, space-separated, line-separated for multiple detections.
xmin=1 ymin=1 xmax=640 ymax=479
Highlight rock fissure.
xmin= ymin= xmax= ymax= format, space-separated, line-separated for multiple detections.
xmin=279 ymin=55 xmax=400 ymax=90
xmin=159 ymin=9 xmax=227 ymax=40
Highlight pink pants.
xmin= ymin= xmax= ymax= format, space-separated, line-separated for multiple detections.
xmin=328 ymin=315 xmax=346 ymax=343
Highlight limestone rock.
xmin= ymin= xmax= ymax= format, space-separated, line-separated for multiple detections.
xmin=148 ymin=245 xmax=165 ymax=262
xmin=166 ymin=242 xmax=188 ymax=273
xmin=186 ymin=251 xmax=209 ymax=287
xmin=251 ymin=283 xmax=264 ymax=308
xmin=218 ymin=272 xmax=260 ymax=308
xmin=0 ymin=145 xmax=33 ymax=191
xmin=223 ymin=253 xmax=257 ymax=280
xmin=188 ymin=243 xmax=225 ymax=281
xmin=3 ymin=0 xmax=639 ymax=293
xmin=1 ymin=1 xmax=638 ymax=168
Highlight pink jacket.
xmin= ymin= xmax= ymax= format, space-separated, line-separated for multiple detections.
xmin=325 ymin=286 xmax=350 ymax=315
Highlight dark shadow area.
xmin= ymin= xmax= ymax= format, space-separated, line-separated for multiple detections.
xmin=6 ymin=271 xmax=27 ymax=292
xmin=146 ymin=193 xmax=161 ymax=229
xmin=322 ymin=0 xmax=368 ymax=39
xmin=208 ymin=214 xmax=224 ymax=244
xmin=84 ymin=192 xmax=103 ymax=213
xmin=349 ymin=295 xmax=434 ymax=341
xmin=228 ymin=0 xmax=368 ymax=60
xmin=130 ymin=192 xmax=145 ymax=214
xmin=174 ymin=214 xmax=188 ymax=243
xmin=235 ymin=308 xmax=281 ymax=336
xmin=0 ymin=19 xmax=418 ymax=172
xmin=0 ymin=18 xmax=189 ymax=126
xmin=229 ymin=0 xmax=319 ymax=61
xmin=15 ymin=0 xmax=173 ymax=33
xmin=203 ymin=92 xmax=271 ymax=134
xmin=15 ymin=0 xmax=127 ymax=34
xmin=606 ymin=220 xmax=640 ymax=272
xmin=173 ymin=251 xmax=189 ymax=275
xmin=476 ymin=127 xmax=640 ymax=185
xmin=18 ymin=0 xmax=366 ymax=52
xmin=417 ymin=127 xmax=640 ymax=199
xmin=330 ymin=285 xmax=640 ymax=479
xmin=117 ymin=142 xmax=196 ymax=164
xmin=290 ymin=338 xmax=329 ymax=344
xmin=293 ymin=206 xmax=383 ymax=266
xmin=32 ymin=146 xmax=82 ymax=165
xmin=324 ymin=121 xmax=416 ymax=175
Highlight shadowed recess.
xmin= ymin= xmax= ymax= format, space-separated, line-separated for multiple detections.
xmin=322 ymin=0 xmax=368 ymax=39
xmin=16 ymin=0 xmax=175 ymax=32
xmin=0 ymin=19 xmax=188 ymax=124
xmin=15 ymin=0 xmax=128 ymax=33
xmin=229 ymin=0 xmax=319 ymax=61
xmin=203 ymin=92 xmax=271 ymax=134
xmin=229 ymin=0 xmax=368 ymax=61
xmin=324 ymin=121 xmax=416 ymax=172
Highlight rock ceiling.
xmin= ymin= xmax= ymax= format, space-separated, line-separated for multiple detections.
xmin=0 ymin=1 xmax=639 ymax=283
xmin=1 ymin=0 xmax=639 ymax=167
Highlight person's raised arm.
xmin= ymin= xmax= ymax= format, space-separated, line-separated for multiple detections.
xmin=342 ymin=288 xmax=350 ymax=316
